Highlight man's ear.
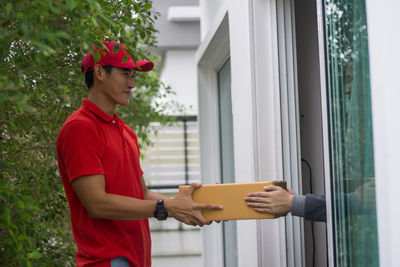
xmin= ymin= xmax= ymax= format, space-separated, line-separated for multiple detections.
xmin=93 ymin=64 xmax=104 ymax=81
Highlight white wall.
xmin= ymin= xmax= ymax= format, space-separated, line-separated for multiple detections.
xmin=227 ymin=2 xmax=259 ymax=267
xmin=199 ymin=0 xmax=224 ymax=40
xmin=366 ymin=1 xmax=400 ymax=266
xmin=197 ymin=0 xmax=287 ymax=266
xmin=161 ymin=50 xmax=198 ymax=115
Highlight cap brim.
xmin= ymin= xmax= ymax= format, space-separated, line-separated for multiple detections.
xmin=134 ymin=60 xmax=154 ymax=72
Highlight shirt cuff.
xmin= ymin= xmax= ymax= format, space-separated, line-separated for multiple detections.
xmin=291 ymin=195 xmax=306 ymax=217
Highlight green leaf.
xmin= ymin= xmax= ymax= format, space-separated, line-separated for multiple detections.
xmin=113 ymin=43 xmax=120 ymax=53
xmin=63 ymin=87 xmax=69 ymax=94
xmin=17 ymin=200 xmax=25 ymax=208
xmin=5 ymin=3 xmax=12 ymax=15
xmin=91 ymin=1 xmax=101 ymax=12
xmin=9 ymin=228 xmax=15 ymax=238
xmin=133 ymin=3 xmax=140 ymax=13
xmin=122 ymin=54 xmax=128 ymax=63
xmin=144 ymin=3 xmax=152 ymax=10
xmin=0 ymin=161 xmax=9 ymax=169
xmin=139 ymin=30 xmax=146 ymax=39
xmin=90 ymin=17 xmax=98 ymax=27
xmin=28 ymin=250 xmax=42 ymax=260
xmin=4 ymin=207 xmax=10 ymax=224
xmin=67 ymin=0 xmax=77 ymax=10
xmin=50 ymin=6 xmax=61 ymax=14
xmin=93 ymin=51 xmax=101 ymax=63
xmin=56 ymin=32 xmax=70 ymax=39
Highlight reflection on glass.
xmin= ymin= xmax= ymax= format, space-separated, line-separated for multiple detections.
xmin=324 ymin=0 xmax=379 ymax=266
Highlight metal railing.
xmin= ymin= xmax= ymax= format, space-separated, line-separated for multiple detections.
xmin=146 ymin=115 xmax=197 ymax=190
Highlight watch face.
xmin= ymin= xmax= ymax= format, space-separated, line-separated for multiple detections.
xmin=155 ymin=200 xmax=168 ymax=220
xmin=157 ymin=210 xmax=167 ymax=220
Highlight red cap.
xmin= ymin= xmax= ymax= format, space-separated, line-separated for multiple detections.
xmin=81 ymin=41 xmax=154 ymax=73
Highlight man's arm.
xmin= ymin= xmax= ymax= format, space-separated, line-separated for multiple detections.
xmin=73 ymin=175 xmax=222 ymax=226
xmin=73 ymin=175 xmax=156 ymax=220
xmin=139 ymin=176 xmax=221 ymax=226
xmin=245 ymin=185 xmax=327 ymax=222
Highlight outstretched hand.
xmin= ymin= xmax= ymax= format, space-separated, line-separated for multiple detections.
xmin=165 ymin=183 xmax=223 ymax=226
xmin=244 ymin=185 xmax=294 ymax=217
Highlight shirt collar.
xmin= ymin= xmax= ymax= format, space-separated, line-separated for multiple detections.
xmin=82 ymin=98 xmax=117 ymax=123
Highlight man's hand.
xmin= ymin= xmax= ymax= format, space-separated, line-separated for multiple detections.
xmin=165 ymin=183 xmax=223 ymax=226
xmin=244 ymin=185 xmax=294 ymax=217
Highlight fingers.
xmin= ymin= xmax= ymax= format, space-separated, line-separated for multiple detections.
xmin=246 ymin=191 xmax=269 ymax=198
xmin=247 ymin=185 xmax=283 ymax=198
xmin=264 ymin=185 xmax=283 ymax=192
xmin=184 ymin=182 xmax=202 ymax=195
xmin=254 ymin=207 xmax=286 ymax=217
xmin=183 ymin=213 xmax=210 ymax=227
xmin=254 ymin=207 xmax=272 ymax=213
xmin=244 ymin=196 xmax=271 ymax=204
xmin=176 ymin=214 xmax=203 ymax=226
xmin=287 ymin=188 xmax=296 ymax=195
xmin=246 ymin=200 xmax=270 ymax=209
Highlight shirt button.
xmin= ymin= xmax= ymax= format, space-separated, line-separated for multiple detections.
xmin=112 ymin=120 xmax=116 ymax=124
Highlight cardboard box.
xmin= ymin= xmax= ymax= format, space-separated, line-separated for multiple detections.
xmin=179 ymin=181 xmax=287 ymax=220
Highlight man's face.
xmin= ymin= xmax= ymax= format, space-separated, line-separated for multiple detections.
xmin=101 ymin=67 xmax=136 ymax=106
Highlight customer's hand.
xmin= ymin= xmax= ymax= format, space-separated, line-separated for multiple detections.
xmin=165 ymin=183 xmax=223 ymax=226
xmin=244 ymin=185 xmax=293 ymax=217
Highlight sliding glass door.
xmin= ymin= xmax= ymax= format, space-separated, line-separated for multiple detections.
xmin=324 ymin=0 xmax=379 ymax=266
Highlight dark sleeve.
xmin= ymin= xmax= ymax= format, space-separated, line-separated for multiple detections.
xmin=291 ymin=194 xmax=326 ymax=222
xmin=304 ymin=194 xmax=326 ymax=222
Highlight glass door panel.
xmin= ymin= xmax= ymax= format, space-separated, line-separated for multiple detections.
xmin=324 ymin=0 xmax=379 ymax=266
xmin=217 ymin=58 xmax=238 ymax=267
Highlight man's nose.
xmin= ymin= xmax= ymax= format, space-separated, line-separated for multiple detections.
xmin=127 ymin=78 xmax=135 ymax=89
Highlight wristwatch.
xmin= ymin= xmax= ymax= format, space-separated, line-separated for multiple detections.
xmin=153 ymin=199 xmax=168 ymax=220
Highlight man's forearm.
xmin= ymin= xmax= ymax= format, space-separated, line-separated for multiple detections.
xmin=85 ymin=193 xmax=157 ymax=220
xmin=144 ymin=189 xmax=171 ymax=201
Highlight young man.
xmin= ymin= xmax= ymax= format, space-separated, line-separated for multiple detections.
xmin=57 ymin=41 xmax=222 ymax=267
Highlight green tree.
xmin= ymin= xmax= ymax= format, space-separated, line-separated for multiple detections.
xmin=0 ymin=1 xmax=173 ymax=266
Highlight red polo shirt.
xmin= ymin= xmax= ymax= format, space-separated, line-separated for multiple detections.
xmin=57 ymin=98 xmax=151 ymax=267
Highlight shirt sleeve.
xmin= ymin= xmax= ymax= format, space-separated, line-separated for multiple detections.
xmin=291 ymin=194 xmax=327 ymax=222
xmin=304 ymin=194 xmax=326 ymax=222
xmin=59 ymin=120 xmax=105 ymax=181
xmin=291 ymin=195 xmax=306 ymax=217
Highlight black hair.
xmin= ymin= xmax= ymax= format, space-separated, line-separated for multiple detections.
xmin=83 ymin=65 xmax=114 ymax=90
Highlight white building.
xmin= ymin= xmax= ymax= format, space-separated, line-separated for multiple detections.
xmin=195 ymin=0 xmax=400 ymax=267
xmin=145 ymin=0 xmax=400 ymax=266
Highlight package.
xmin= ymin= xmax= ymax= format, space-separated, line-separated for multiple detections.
xmin=179 ymin=181 xmax=287 ymax=220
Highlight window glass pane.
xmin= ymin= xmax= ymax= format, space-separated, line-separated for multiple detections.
xmin=217 ymin=58 xmax=238 ymax=267
xmin=324 ymin=0 xmax=379 ymax=266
